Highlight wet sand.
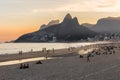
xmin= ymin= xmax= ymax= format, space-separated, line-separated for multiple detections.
xmin=0 ymin=42 xmax=120 ymax=80
xmin=0 ymin=47 xmax=80 ymax=62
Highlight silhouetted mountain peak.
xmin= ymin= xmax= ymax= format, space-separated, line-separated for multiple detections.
xmin=65 ymin=13 xmax=72 ymax=19
xmin=63 ymin=13 xmax=72 ymax=22
xmin=72 ymin=17 xmax=79 ymax=25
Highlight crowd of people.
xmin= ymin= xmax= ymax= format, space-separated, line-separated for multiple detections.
xmin=92 ymin=45 xmax=116 ymax=55
xmin=19 ymin=60 xmax=43 ymax=69
xmin=80 ymin=44 xmax=118 ymax=62
xmin=20 ymin=63 xmax=29 ymax=69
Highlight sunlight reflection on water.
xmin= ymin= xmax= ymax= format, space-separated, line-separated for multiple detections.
xmin=0 ymin=57 xmax=54 ymax=66
xmin=78 ymin=48 xmax=98 ymax=55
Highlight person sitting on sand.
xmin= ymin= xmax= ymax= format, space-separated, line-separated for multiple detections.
xmin=20 ymin=63 xmax=23 ymax=69
xmin=26 ymin=63 xmax=29 ymax=68
xmin=36 ymin=60 xmax=42 ymax=64
xmin=20 ymin=63 xmax=29 ymax=69
xmin=79 ymin=55 xmax=84 ymax=58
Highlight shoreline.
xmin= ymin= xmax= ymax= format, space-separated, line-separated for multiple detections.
xmin=0 ymin=41 xmax=116 ymax=62
xmin=0 ymin=48 xmax=79 ymax=62
xmin=0 ymin=41 xmax=112 ymax=55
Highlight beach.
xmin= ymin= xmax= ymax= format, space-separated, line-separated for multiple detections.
xmin=0 ymin=42 xmax=120 ymax=80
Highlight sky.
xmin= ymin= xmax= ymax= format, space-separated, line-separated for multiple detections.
xmin=1 ymin=0 xmax=120 ymax=42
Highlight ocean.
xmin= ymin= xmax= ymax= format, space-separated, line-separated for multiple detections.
xmin=0 ymin=41 xmax=109 ymax=55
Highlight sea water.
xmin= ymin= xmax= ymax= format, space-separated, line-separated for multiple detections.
xmin=0 ymin=41 xmax=110 ymax=55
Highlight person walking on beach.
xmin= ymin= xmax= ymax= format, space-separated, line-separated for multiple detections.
xmin=87 ymin=53 xmax=91 ymax=62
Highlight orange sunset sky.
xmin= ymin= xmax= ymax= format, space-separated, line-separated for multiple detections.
xmin=1 ymin=0 xmax=120 ymax=42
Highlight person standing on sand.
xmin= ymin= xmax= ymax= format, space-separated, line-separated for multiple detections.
xmin=19 ymin=50 xmax=23 ymax=55
xmin=19 ymin=50 xmax=23 ymax=61
xmin=42 ymin=48 xmax=48 ymax=59
xmin=53 ymin=48 xmax=54 ymax=54
xmin=31 ymin=49 xmax=33 ymax=52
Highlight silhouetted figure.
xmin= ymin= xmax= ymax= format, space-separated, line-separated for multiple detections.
xmin=53 ymin=48 xmax=55 ymax=54
xmin=23 ymin=64 xmax=26 ymax=69
xmin=68 ymin=47 xmax=70 ymax=52
xmin=42 ymin=48 xmax=48 ymax=59
xmin=79 ymin=55 xmax=84 ymax=58
xmin=42 ymin=49 xmax=44 ymax=52
xmin=36 ymin=60 xmax=42 ymax=64
xmin=87 ymin=53 xmax=91 ymax=62
xmin=42 ymin=48 xmax=46 ymax=53
xmin=47 ymin=50 xmax=49 ymax=54
xmin=19 ymin=50 xmax=23 ymax=55
xmin=31 ymin=49 xmax=33 ymax=52
xmin=26 ymin=63 xmax=29 ymax=68
xmin=19 ymin=63 xmax=29 ymax=69
xmin=109 ymin=52 xmax=112 ymax=55
xmin=113 ymin=50 xmax=115 ymax=54
xmin=20 ymin=63 xmax=23 ymax=69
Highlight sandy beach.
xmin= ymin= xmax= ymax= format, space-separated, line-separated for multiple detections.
xmin=0 ymin=42 xmax=120 ymax=80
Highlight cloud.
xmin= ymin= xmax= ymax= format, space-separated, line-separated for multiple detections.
xmin=52 ymin=0 xmax=120 ymax=12
xmin=97 ymin=0 xmax=118 ymax=7
xmin=95 ymin=0 xmax=120 ymax=12
xmin=0 ymin=0 xmax=120 ymax=16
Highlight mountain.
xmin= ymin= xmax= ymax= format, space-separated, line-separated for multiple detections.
xmin=92 ymin=17 xmax=120 ymax=33
xmin=15 ymin=13 xmax=97 ymax=42
xmin=82 ymin=23 xmax=95 ymax=29
xmin=40 ymin=20 xmax=59 ymax=30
